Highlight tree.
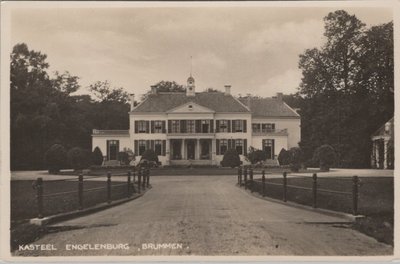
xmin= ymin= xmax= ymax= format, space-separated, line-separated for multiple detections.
xmin=247 ymin=147 xmax=267 ymax=164
xmin=91 ymin=147 xmax=104 ymax=166
xmin=297 ymin=11 xmax=393 ymax=168
xmin=278 ymin=148 xmax=291 ymax=166
xmin=44 ymin=144 xmax=67 ymax=174
xmin=89 ymin=80 xmax=129 ymax=104
xmin=67 ymin=147 xmax=91 ymax=171
xmin=288 ymin=147 xmax=302 ymax=172
xmin=141 ymin=149 xmax=159 ymax=163
xmin=313 ymin=145 xmax=336 ymax=171
xmin=141 ymin=80 xmax=185 ymax=101
xmin=221 ymin=149 xmax=240 ymax=168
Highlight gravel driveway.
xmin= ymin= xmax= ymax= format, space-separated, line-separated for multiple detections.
xmin=15 ymin=176 xmax=392 ymax=256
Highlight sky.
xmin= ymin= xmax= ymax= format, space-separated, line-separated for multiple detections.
xmin=10 ymin=4 xmax=393 ymax=99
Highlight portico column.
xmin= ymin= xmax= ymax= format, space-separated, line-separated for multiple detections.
xmin=375 ymin=140 xmax=380 ymax=168
xmin=211 ymin=139 xmax=216 ymax=165
xmin=371 ymin=140 xmax=375 ymax=168
xmin=196 ymin=139 xmax=200 ymax=160
xmin=384 ymin=139 xmax=389 ymax=169
xmin=165 ymin=139 xmax=170 ymax=165
xmin=181 ymin=139 xmax=185 ymax=160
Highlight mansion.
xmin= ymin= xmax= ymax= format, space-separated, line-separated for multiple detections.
xmin=92 ymin=76 xmax=301 ymax=166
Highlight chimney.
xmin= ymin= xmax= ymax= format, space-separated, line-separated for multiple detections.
xmin=128 ymin=94 xmax=135 ymax=110
xmin=151 ymin=85 xmax=157 ymax=95
xmin=276 ymin=92 xmax=283 ymax=101
xmin=224 ymin=85 xmax=231 ymax=95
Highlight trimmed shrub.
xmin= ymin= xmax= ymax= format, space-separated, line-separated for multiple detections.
xmin=221 ymin=149 xmax=240 ymax=168
xmin=247 ymin=147 xmax=267 ymax=164
xmin=117 ymin=151 xmax=129 ymax=165
xmin=67 ymin=147 xmax=91 ymax=171
xmin=313 ymin=144 xmax=336 ymax=171
xmin=44 ymin=144 xmax=67 ymax=174
xmin=141 ymin=149 xmax=159 ymax=163
xmin=278 ymin=148 xmax=291 ymax=166
xmin=288 ymin=147 xmax=302 ymax=172
xmin=91 ymin=147 xmax=103 ymax=166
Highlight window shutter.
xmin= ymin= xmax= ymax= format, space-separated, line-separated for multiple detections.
xmin=146 ymin=140 xmax=150 ymax=150
xmin=262 ymin=139 xmax=265 ymax=152
xmin=232 ymin=120 xmax=236 ymax=133
xmin=232 ymin=139 xmax=236 ymax=150
xmin=134 ymin=140 xmax=138 ymax=155
xmin=244 ymin=139 xmax=247 ymax=156
xmin=272 ymin=139 xmax=275 ymax=159
xmin=227 ymin=120 xmax=231 ymax=133
xmin=168 ymin=120 xmax=171 ymax=133
xmin=216 ymin=120 xmax=220 ymax=132
xmin=216 ymin=139 xmax=220 ymax=155
xmin=243 ymin=120 xmax=247 ymax=133
xmin=272 ymin=123 xmax=275 ymax=130
xmin=116 ymin=140 xmax=120 ymax=154
xmin=210 ymin=120 xmax=214 ymax=133
xmin=150 ymin=140 xmax=154 ymax=151
xmin=134 ymin=121 xmax=138 ymax=133
xmin=106 ymin=140 xmax=110 ymax=160
xmin=180 ymin=120 xmax=186 ymax=133
xmin=196 ymin=120 xmax=201 ymax=133
xmin=162 ymin=140 xmax=166 ymax=156
xmin=146 ymin=121 xmax=150 ymax=133
xmin=228 ymin=139 xmax=232 ymax=149
xmin=151 ymin=121 xmax=154 ymax=133
xmin=162 ymin=121 xmax=166 ymax=133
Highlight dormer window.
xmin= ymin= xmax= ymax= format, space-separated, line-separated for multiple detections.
xmin=188 ymin=105 xmax=193 ymax=109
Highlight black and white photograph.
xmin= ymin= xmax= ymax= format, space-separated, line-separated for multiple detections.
xmin=0 ymin=0 xmax=397 ymax=260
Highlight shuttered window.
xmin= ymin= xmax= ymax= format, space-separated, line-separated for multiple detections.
xmin=154 ymin=140 xmax=162 ymax=156
xmin=220 ymin=139 xmax=228 ymax=155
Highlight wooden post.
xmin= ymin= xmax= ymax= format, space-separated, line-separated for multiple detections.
xmin=127 ymin=171 xmax=131 ymax=197
xmin=237 ymin=167 xmax=241 ymax=185
xmin=142 ymin=167 xmax=146 ymax=189
xmin=352 ymin=175 xmax=359 ymax=215
xmin=262 ymin=170 xmax=266 ymax=197
xmin=146 ymin=168 xmax=150 ymax=188
xmin=133 ymin=166 xmax=136 ymax=185
xmin=283 ymin=172 xmax=287 ymax=202
xmin=312 ymin=173 xmax=317 ymax=208
xmin=107 ymin=171 xmax=111 ymax=204
xmin=244 ymin=167 xmax=248 ymax=190
xmin=36 ymin=177 xmax=43 ymax=219
xmin=249 ymin=168 xmax=254 ymax=192
xmin=137 ymin=167 xmax=141 ymax=194
xmin=78 ymin=174 xmax=83 ymax=210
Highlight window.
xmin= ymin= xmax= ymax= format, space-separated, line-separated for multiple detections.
xmin=235 ymin=139 xmax=243 ymax=155
xmin=263 ymin=139 xmax=274 ymax=159
xmin=262 ymin=123 xmax=275 ymax=133
xmin=171 ymin=120 xmax=180 ymax=133
xmin=234 ymin=120 xmax=244 ymax=132
xmin=219 ymin=120 xmax=228 ymax=132
xmin=220 ymin=139 xmax=228 ymax=155
xmin=201 ymin=120 xmax=210 ymax=133
xmin=154 ymin=140 xmax=162 ymax=156
xmin=252 ymin=123 xmax=261 ymax=133
xmin=108 ymin=140 xmax=119 ymax=160
xmin=187 ymin=120 xmax=195 ymax=133
xmin=154 ymin=121 xmax=163 ymax=133
xmin=137 ymin=121 xmax=148 ymax=133
xmin=188 ymin=105 xmax=193 ymax=110
xmin=138 ymin=140 xmax=146 ymax=155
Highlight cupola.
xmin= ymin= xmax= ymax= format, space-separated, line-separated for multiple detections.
xmin=186 ymin=75 xmax=195 ymax=97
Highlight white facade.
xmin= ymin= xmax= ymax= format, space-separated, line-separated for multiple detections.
xmin=92 ymin=77 xmax=301 ymax=166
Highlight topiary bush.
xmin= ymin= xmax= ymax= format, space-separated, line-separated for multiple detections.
xmin=44 ymin=144 xmax=67 ymax=174
xmin=91 ymin=147 xmax=103 ymax=166
xmin=313 ymin=144 xmax=336 ymax=171
xmin=118 ymin=151 xmax=129 ymax=165
xmin=220 ymin=149 xmax=240 ymax=168
xmin=288 ymin=147 xmax=302 ymax=172
xmin=140 ymin=149 xmax=159 ymax=163
xmin=247 ymin=147 xmax=267 ymax=164
xmin=278 ymin=148 xmax=291 ymax=166
xmin=67 ymin=147 xmax=92 ymax=171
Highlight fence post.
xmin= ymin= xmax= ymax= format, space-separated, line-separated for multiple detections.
xmin=78 ymin=174 xmax=83 ymax=210
xmin=283 ymin=172 xmax=287 ymax=202
xmin=146 ymin=168 xmax=150 ymax=188
xmin=262 ymin=170 xmax=266 ymax=197
xmin=237 ymin=167 xmax=240 ymax=185
xmin=133 ymin=166 xmax=136 ymax=185
xmin=249 ymin=168 xmax=254 ymax=192
xmin=244 ymin=167 xmax=248 ymax=190
xmin=312 ymin=173 xmax=317 ymax=208
xmin=142 ymin=167 xmax=146 ymax=189
xmin=107 ymin=171 xmax=111 ymax=204
xmin=352 ymin=175 xmax=359 ymax=215
xmin=36 ymin=177 xmax=43 ymax=219
xmin=127 ymin=171 xmax=131 ymax=197
xmin=137 ymin=167 xmax=141 ymax=194
xmin=239 ymin=167 xmax=242 ymax=186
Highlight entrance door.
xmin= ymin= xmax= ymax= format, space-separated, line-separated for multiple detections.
xmin=107 ymin=140 xmax=119 ymax=160
xmin=172 ymin=140 xmax=182 ymax=160
xmin=201 ymin=140 xmax=210 ymax=159
xmin=187 ymin=140 xmax=195 ymax=160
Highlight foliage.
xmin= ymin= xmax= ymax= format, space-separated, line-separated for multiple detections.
xmin=140 ymin=149 xmax=159 ymax=163
xmin=313 ymin=145 xmax=337 ymax=171
xmin=297 ymin=10 xmax=393 ymax=168
xmin=67 ymin=147 xmax=92 ymax=171
xmin=288 ymin=147 xmax=302 ymax=172
xmin=88 ymin=80 xmax=129 ymax=104
xmin=141 ymin=80 xmax=185 ymax=100
xmin=247 ymin=147 xmax=267 ymax=164
xmin=220 ymin=149 xmax=241 ymax=168
xmin=117 ymin=151 xmax=130 ymax=165
xmin=204 ymin=88 xmax=222 ymax=93
xmin=278 ymin=148 xmax=291 ymax=166
xmin=44 ymin=144 xmax=67 ymax=173
xmin=91 ymin=147 xmax=103 ymax=166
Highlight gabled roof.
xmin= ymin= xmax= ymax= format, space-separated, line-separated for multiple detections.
xmin=132 ymin=92 xmax=250 ymax=113
xmin=239 ymin=97 xmax=300 ymax=118
xmin=372 ymin=117 xmax=394 ymax=137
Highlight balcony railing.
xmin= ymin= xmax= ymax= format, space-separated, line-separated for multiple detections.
xmin=92 ymin=129 xmax=129 ymax=135
xmin=252 ymin=129 xmax=288 ymax=136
